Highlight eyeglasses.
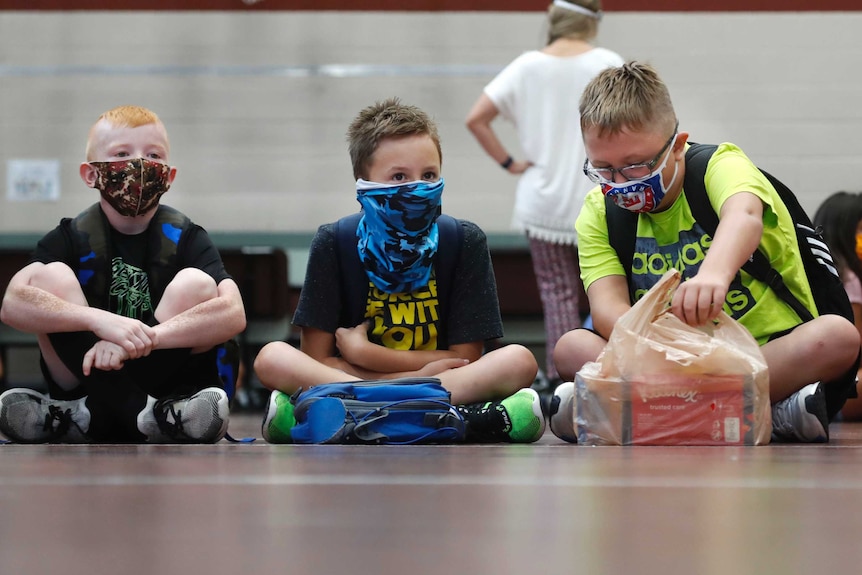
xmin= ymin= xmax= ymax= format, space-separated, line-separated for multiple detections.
xmin=583 ymin=124 xmax=679 ymax=184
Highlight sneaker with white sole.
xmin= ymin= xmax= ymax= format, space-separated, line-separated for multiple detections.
xmin=457 ymin=388 xmax=545 ymax=443
xmin=0 ymin=388 xmax=90 ymax=444
xmin=261 ymin=390 xmax=296 ymax=444
xmin=137 ymin=387 xmax=230 ymax=444
xmin=548 ymin=381 xmax=578 ymax=443
xmin=771 ymin=382 xmax=829 ymax=443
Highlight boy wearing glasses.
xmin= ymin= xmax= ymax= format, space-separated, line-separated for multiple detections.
xmin=549 ymin=62 xmax=859 ymax=444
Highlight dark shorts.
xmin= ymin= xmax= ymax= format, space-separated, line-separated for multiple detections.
xmin=43 ymin=331 xmax=219 ymax=400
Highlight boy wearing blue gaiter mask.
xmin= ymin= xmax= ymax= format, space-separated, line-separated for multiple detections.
xmin=256 ymin=98 xmax=545 ymax=443
xmin=549 ymin=62 xmax=859 ymax=444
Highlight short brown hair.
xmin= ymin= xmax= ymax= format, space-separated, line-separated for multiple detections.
xmin=579 ymin=61 xmax=677 ymax=137
xmin=546 ymin=0 xmax=602 ymax=44
xmin=347 ymin=98 xmax=442 ymax=180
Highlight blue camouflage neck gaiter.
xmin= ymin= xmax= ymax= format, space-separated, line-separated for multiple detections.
xmin=355 ymin=178 xmax=445 ymax=294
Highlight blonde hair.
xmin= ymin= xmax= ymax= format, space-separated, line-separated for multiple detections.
xmin=546 ymin=0 xmax=601 ymax=45
xmin=579 ymin=61 xmax=677 ymax=137
xmin=347 ymin=97 xmax=442 ymax=180
xmin=85 ymin=105 xmax=167 ymax=160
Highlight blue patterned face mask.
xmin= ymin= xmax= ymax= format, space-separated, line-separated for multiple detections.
xmin=355 ymin=178 xmax=445 ymax=293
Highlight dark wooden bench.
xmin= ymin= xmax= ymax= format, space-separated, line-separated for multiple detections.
xmin=489 ymin=247 xmax=589 ymax=347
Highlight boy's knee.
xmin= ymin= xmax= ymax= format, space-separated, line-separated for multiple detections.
xmin=498 ymin=344 xmax=539 ymax=383
xmin=253 ymin=341 xmax=294 ymax=389
xmin=156 ymin=268 xmax=218 ymax=320
xmin=168 ymin=268 xmax=218 ymax=297
xmin=514 ymin=344 xmax=539 ymax=374
xmin=31 ymin=262 xmax=82 ymax=299
xmin=816 ymin=314 xmax=860 ymax=362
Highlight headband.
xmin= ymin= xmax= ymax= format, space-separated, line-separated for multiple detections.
xmin=552 ymin=0 xmax=602 ymax=20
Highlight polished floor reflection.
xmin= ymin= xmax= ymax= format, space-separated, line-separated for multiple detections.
xmin=2 ymin=415 xmax=862 ymax=575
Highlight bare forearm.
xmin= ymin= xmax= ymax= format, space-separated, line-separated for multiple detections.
xmin=468 ymin=122 xmax=510 ymax=165
xmin=0 ymin=285 xmax=101 ymax=334
xmin=350 ymin=344 xmax=462 ymax=373
xmin=153 ymin=297 xmax=245 ymax=350
xmin=701 ymin=194 xmax=764 ymax=283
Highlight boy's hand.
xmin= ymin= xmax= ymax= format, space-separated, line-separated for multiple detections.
xmin=91 ymin=314 xmax=158 ymax=359
xmin=335 ymin=322 xmax=371 ymax=364
xmin=671 ymin=274 xmax=728 ymax=326
xmin=82 ymin=340 xmax=130 ymax=375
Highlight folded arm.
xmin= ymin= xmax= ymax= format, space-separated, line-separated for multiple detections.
xmin=302 ymin=325 xmax=476 ymax=380
xmin=151 ymin=278 xmax=246 ymax=351
xmin=0 ymin=262 xmax=157 ymax=357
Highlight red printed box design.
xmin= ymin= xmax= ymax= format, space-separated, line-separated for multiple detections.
xmin=627 ymin=374 xmax=753 ymax=445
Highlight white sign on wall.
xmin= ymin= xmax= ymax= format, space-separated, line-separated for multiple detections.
xmin=6 ymin=159 xmax=61 ymax=202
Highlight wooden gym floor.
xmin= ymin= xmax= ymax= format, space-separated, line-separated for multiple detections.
xmin=2 ymin=412 xmax=862 ymax=575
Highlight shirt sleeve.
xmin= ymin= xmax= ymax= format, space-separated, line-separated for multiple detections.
xmin=845 ymin=269 xmax=862 ymax=305
xmin=292 ymin=223 xmax=342 ymax=333
xmin=182 ymin=224 xmax=232 ymax=285
xmin=483 ymin=53 xmax=530 ymax=124
xmin=30 ymin=224 xmax=73 ymax=267
xmin=446 ymin=221 xmax=504 ymax=344
xmin=575 ymin=186 xmax=625 ymax=292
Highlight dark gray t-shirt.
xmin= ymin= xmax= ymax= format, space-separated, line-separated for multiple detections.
xmin=294 ymin=218 xmax=503 ymax=349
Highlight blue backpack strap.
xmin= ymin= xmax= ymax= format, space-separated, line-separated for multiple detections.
xmin=335 ymin=212 xmax=463 ymax=345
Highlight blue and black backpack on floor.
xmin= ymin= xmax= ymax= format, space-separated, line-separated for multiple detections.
xmin=289 ymin=377 xmax=466 ymax=445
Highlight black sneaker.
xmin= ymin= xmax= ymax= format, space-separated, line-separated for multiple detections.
xmin=0 ymin=388 xmax=90 ymax=443
xmin=137 ymin=387 xmax=230 ymax=444
xmin=457 ymin=388 xmax=545 ymax=443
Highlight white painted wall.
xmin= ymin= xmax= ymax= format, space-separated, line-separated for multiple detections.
xmin=0 ymin=10 xmax=860 ymax=235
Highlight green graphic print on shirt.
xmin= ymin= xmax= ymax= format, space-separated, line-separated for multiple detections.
xmin=364 ymin=277 xmax=440 ymax=351
xmin=110 ymin=256 xmax=153 ymax=320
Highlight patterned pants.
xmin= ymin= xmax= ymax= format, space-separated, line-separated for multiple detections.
xmin=527 ymin=236 xmax=582 ymax=381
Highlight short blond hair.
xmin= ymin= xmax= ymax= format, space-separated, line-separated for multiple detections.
xmin=579 ymin=61 xmax=677 ymax=137
xmin=546 ymin=0 xmax=601 ymax=44
xmin=85 ymin=105 xmax=168 ymax=160
xmin=347 ymin=97 xmax=442 ymax=180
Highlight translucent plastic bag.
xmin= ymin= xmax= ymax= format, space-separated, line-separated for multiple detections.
xmin=576 ymin=270 xmax=771 ymax=445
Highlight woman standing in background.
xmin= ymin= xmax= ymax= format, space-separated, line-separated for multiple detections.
xmin=813 ymin=191 xmax=862 ymax=420
xmin=465 ymin=0 xmax=623 ymax=394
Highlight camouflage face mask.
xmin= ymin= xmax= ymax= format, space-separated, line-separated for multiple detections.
xmin=89 ymin=158 xmax=172 ymax=217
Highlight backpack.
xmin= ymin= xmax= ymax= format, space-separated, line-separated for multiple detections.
xmin=606 ymin=142 xmax=854 ymax=324
xmin=289 ymin=377 xmax=466 ymax=445
xmin=334 ymin=212 xmax=463 ymax=347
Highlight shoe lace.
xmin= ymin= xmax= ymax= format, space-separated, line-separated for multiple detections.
xmin=43 ymin=405 xmax=82 ymax=442
xmin=153 ymin=400 xmax=186 ymax=440
xmin=457 ymin=401 xmax=509 ymax=441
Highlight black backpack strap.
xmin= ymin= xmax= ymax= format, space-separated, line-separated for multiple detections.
xmin=683 ymin=143 xmax=815 ymax=322
xmin=335 ymin=212 xmax=463 ymax=339
xmin=605 ymin=194 xmax=639 ymax=303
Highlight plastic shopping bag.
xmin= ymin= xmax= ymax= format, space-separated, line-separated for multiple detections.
xmin=576 ymin=270 xmax=771 ymax=445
